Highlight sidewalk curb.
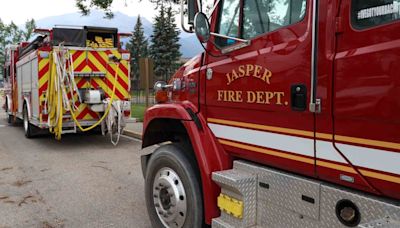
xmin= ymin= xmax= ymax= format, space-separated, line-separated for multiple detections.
xmin=123 ymin=130 xmax=142 ymax=140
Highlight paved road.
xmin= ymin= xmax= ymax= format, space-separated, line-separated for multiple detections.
xmin=0 ymin=110 xmax=152 ymax=227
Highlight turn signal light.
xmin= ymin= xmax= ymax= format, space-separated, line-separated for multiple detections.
xmin=154 ymin=81 xmax=172 ymax=104
xmin=155 ymin=90 xmax=169 ymax=103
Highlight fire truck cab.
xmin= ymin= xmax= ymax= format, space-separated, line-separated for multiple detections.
xmin=142 ymin=0 xmax=400 ymax=227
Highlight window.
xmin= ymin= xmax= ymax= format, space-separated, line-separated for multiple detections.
xmin=216 ymin=0 xmax=307 ymax=47
xmin=216 ymin=0 xmax=241 ymax=47
xmin=352 ymin=0 xmax=400 ymax=29
xmin=243 ymin=0 xmax=307 ymax=39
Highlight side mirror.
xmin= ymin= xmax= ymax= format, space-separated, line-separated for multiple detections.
xmin=194 ymin=12 xmax=210 ymax=43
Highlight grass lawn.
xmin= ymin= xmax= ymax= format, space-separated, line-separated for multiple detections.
xmin=131 ymin=104 xmax=148 ymax=122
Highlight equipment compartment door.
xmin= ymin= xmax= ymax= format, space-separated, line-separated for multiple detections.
xmin=204 ymin=0 xmax=315 ymax=177
xmin=333 ymin=0 xmax=400 ymax=199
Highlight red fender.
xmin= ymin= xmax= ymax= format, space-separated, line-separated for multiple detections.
xmin=143 ymin=101 xmax=232 ymax=224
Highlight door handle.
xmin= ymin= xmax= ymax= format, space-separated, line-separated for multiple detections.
xmin=206 ymin=68 xmax=213 ymax=80
xmin=291 ymin=84 xmax=307 ymax=111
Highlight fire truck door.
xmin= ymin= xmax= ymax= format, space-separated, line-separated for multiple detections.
xmin=205 ymin=0 xmax=316 ymax=177
xmin=333 ymin=0 xmax=400 ymax=199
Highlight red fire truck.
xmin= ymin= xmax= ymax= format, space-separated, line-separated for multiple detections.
xmin=141 ymin=0 xmax=400 ymax=227
xmin=3 ymin=26 xmax=131 ymax=143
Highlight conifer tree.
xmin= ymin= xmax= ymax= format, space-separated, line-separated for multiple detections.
xmin=126 ymin=15 xmax=148 ymax=86
xmin=149 ymin=5 xmax=181 ymax=81
xmin=149 ymin=5 xmax=168 ymax=80
xmin=164 ymin=6 xmax=181 ymax=76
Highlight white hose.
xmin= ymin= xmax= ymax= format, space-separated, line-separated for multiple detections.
xmin=106 ymin=100 xmax=125 ymax=146
xmin=68 ymin=51 xmax=82 ymax=105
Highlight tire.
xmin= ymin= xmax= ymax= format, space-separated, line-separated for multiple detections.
xmin=7 ymin=114 xmax=12 ymax=124
xmin=5 ymin=99 xmax=12 ymax=124
xmin=23 ymin=104 xmax=35 ymax=138
xmin=145 ymin=143 xmax=203 ymax=228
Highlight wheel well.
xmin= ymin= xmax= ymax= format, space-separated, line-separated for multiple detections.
xmin=5 ymin=95 xmax=11 ymax=113
xmin=23 ymin=99 xmax=30 ymax=118
xmin=5 ymin=97 xmax=8 ymax=112
xmin=143 ymin=118 xmax=191 ymax=148
xmin=141 ymin=118 xmax=202 ymax=191
xmin=23 ymin=100 xmax=26 ymax=114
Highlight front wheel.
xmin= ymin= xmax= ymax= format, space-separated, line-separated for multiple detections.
xmin=145 ymin=144 xmax=203 ymax=228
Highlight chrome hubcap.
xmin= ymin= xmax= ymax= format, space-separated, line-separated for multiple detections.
xmin=153 ymin=167 xmax=187 ymax=228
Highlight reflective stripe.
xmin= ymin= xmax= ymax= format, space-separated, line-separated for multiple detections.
xmin=209 ymin=123 xmax=314 ymax=158
xmin=208 ymin=118 xmax=400 ymax=151
xmin=338 ymin=143 xmax=400 ymax=175
xmin=316 ymin=140 xmax=347 ymax=163
xmin=208 ymin=122 xmax=400 ymax=176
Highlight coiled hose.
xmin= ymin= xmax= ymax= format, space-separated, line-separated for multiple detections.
xmin=47 ymin=47 xmax=120 ymax=140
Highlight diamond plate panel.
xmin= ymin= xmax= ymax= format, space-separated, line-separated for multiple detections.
xmin=359 ymin=218 xmax=400 ymax=228
xmin=212 ymin=218 xmax=235 ymax=228
xmin=212 ymin=168 xmax=257 ymax=227
xmin=256 ymin=167 xmax=320 ymax=220
xmin=212 ymin=161 xmax=400 ymax=228
xmin=319 ymin=185 xmax=400 ymax=227
xmin=233 ymin=160 xmax=260 ymax=174
xmin=257 ymin=199 xmax=320 ymax=228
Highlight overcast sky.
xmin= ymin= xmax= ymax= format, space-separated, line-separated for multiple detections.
xmin=0 ymin=0 xmax=159 ymax=25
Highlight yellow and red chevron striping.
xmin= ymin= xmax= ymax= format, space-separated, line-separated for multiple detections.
xmin=36 ymin=48 xmax=130 ymax=122
xmin=71 ymin=49 xmax=130 ymax=100
xmin=38 ymin=52 xmax=51 ymax=123
xmin=38 ymin=53 xmax=50 ymax=98
xmin=38 ymin=63 xmax=49 ymax=80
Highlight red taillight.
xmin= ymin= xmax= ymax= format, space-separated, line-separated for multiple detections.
xmin=42 ymin=114 xmax=48 ymax=121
